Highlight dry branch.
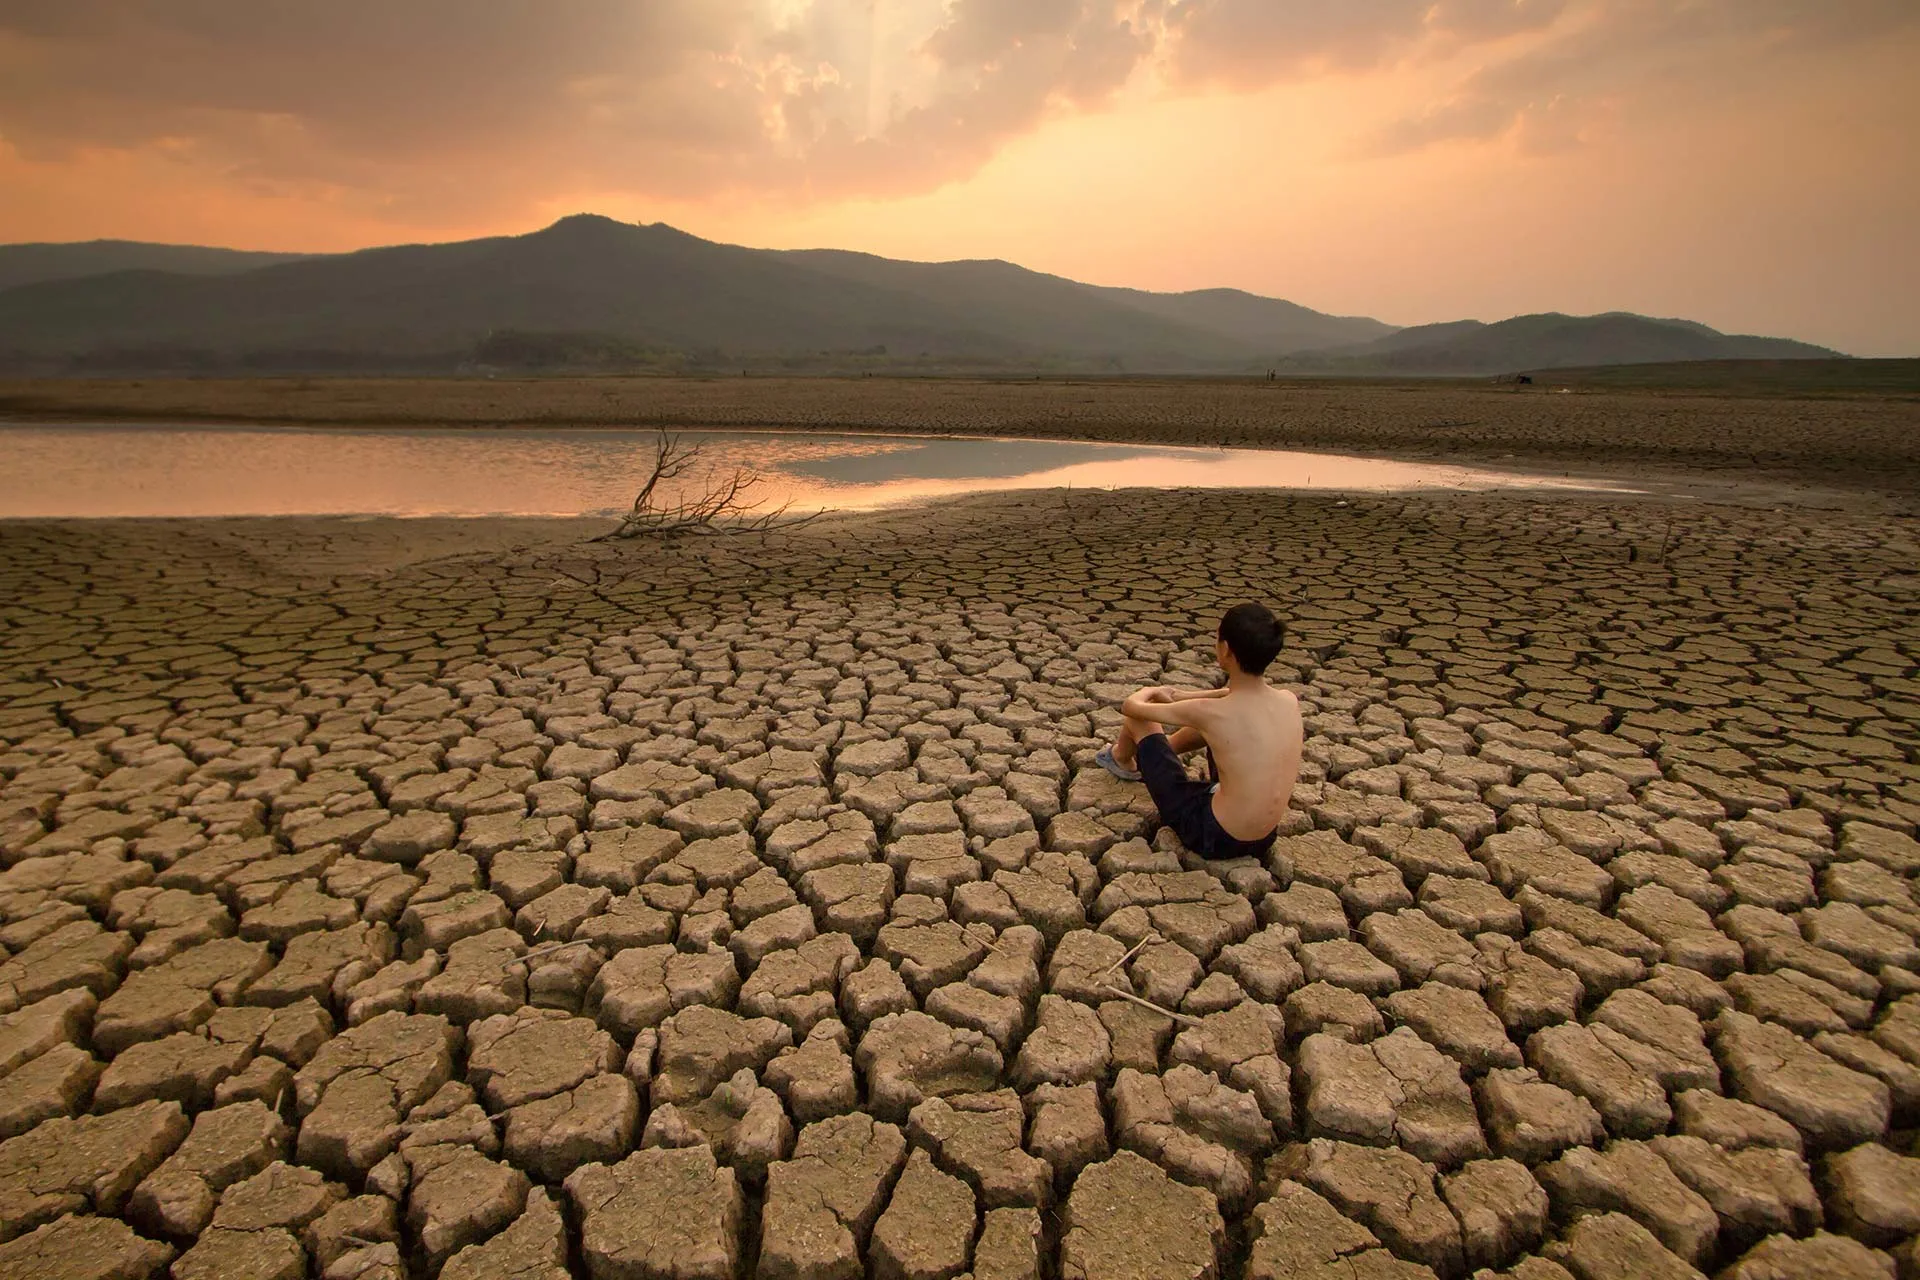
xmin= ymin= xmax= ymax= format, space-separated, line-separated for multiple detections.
xmin=592 ymin=430 xmax=822 ymax=541
xmin=1098 ymin=981 xmax=1201 ymax=1027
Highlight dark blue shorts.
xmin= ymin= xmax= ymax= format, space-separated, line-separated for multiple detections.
xmin=1135 ymin=733 xmax=1277 ymax=861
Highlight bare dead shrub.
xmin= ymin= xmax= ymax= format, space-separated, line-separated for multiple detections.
xmin=592 ymin=431 xmax=818 ymax=541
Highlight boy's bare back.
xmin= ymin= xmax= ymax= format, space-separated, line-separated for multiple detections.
xmin=1184 ymin=683 xmax=1302 ymax=840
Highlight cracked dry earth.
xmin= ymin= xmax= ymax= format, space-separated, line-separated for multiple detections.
xmin=0 ymin=488 xmax=1918 ymax=1280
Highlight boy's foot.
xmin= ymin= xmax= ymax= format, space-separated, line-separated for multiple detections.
xmin=1095 ymin=746 xmax=1143 ymax=782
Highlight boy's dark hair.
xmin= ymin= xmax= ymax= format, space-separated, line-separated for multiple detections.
xmin=1219 ymin=602 xmax=1285 ymax=675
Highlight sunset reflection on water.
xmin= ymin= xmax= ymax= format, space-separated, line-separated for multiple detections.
xmin=0 ymin=425 xmax=1640 ymax=518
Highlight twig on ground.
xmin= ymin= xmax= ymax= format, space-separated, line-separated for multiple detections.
xmin=1094 ymin=931 xmax=1161 ymax=983
xmin=1098 ymin=981 xmax=1201 ymax=1027
xmin=510 ymin=939 xmax=591 ymax=967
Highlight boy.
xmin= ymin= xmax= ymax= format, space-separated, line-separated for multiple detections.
xmin=1096 ymin=602 xmax=1301 ymax=860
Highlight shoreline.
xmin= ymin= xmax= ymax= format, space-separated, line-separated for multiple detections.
xmin=2 ymin=374 xmax=1915 ymax=500
xmin=3 ymin=477 xmax=1913 ymax=582
xmin=3 ymin=425 xmax=1909 ymax=524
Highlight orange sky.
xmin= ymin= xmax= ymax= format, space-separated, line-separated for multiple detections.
xmin=2 ymin=1 xmax=1916 ymax=354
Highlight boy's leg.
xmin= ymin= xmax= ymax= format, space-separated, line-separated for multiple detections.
xmin=1132 ymin=732 xmax=1218 ymax=856
xmin=1110 ymin=685 xmax=1176 ymax=770
xmin=1165 ymin=726 xmax=1206 ymax=755
xmin=1112 ymin=712 xmax=1166 ymax=771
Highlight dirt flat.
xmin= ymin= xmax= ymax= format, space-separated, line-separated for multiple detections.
xmin=3 ymin=373 xmax=1918 ymax=492
xmin=0 ymin=488 xmax=1917 ymax=1278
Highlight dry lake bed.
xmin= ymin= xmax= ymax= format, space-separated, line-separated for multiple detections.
xmin=0 ymin=381 xmax=1918 ymax=1280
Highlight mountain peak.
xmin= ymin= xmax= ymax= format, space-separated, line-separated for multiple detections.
xmin=539 ymin=212 xmax=629 ymax=234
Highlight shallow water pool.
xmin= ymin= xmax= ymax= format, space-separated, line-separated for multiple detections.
xmin=0 ymin=424 xmax=1638 ymax=518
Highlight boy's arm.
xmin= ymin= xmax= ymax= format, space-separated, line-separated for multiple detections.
xmin=1121 ymin=687 xmax=1214 ymax=728
xmin=1130 ymin=685 xmax=1228 ymax=705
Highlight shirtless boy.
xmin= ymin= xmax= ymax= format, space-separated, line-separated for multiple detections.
xmin=1096 ymin=603 xmax=1302 ymax=860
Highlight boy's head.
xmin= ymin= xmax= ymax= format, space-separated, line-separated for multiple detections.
xmin=1217 ymin=602 xmax=1285 ymax=676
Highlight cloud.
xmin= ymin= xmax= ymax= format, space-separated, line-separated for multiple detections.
xmin=0 ymin=0 xmax=1174 ymax=217
xmin=1161 ymin=0 xmax=1569 ymax=87
xmin=0 ymin=0 xmax=1910 ymax=225
xmin=1349 ymin=0 xmax=1920 ymax=158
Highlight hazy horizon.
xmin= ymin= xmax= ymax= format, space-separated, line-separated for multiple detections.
xmin=3 ymin=2 xmax=1915 ymax=355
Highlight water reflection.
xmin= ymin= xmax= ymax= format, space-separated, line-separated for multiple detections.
xmin=781 ymin=438 xmax=1175 ymax=484
xmin=0 ymin=424 xmax=1639 ymax=519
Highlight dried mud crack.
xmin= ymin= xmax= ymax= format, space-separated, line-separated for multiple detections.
xmin=0 ymin=488 xmax=1917 ymax=1280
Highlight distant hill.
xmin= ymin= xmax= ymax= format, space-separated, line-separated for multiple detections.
xmin=0 ymin=215 xmax=1846 ymax=374
xmin=1290 ymin=312 xmax=1840 ymax=374
xmin=764 ymin=247 xmax=1297 ymax=364
xmin=0 ymin=240 xmax=313 ymax=294
xmin=779 ymin=249 xmax=1395 ymax=356
xmin=1083 ymin=285 xmax=1394 ymax=356
xmin=0 ymin=215 xmax=1393 ymax=373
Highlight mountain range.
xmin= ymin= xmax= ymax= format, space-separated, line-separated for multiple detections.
xmin=0 ymin=214 xmax=1843 ymax=375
